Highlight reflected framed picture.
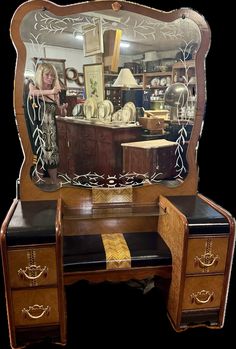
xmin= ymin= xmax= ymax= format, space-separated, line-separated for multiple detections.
xmin=82 ymin=18 xmax=104 ymax=57
xmin=33 ymin=57 xmax=67 ymax=88
xmin=83 ymin=63 xmax=104 ymax=102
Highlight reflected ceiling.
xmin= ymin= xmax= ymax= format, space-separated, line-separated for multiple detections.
xmin=20 ymin=9 xmax=201 ymax=55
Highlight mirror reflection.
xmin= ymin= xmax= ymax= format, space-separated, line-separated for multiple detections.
xmin=20 ymin=7 xmax=201 ymax=190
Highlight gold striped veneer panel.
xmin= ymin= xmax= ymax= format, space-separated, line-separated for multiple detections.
xmin=92 ymin=187 xmax=133 ymax=204
xmin=101 ymin=233 xmax=131 ymax=270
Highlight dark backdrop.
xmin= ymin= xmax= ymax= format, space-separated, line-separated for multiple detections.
xmin=0 ymin=0 xmax=235 ymax=347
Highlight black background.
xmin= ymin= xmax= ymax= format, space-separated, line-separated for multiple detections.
xmin=0 ymin=0 xmax=235 ymax=347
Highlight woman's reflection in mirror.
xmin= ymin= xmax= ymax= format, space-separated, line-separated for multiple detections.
xmin=24 ymin=63 xmax=67 ymax=188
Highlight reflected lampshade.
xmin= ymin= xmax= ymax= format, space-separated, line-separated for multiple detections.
xmin=112 ymin=68 xmax=138 ymax=88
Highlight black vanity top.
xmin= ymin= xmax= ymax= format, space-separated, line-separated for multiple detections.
xmin=6 ymin=200 xmax=57 ymax=245
xmin=166 ymin=195 xmax=229 ymax=234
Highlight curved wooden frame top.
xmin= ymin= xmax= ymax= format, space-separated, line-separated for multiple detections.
xmin=10 ymin=0 xmax=211 ymax=207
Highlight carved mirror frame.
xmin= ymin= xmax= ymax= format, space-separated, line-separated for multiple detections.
xmin=10 ymin=0 xmax=211 ymax=206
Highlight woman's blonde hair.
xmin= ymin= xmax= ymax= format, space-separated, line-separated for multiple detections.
xmin=34 ymin=63 xmax=59 ymax=90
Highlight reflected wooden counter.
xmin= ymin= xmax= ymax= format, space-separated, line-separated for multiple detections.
xmin=56 ymin=116 xmax=143 ymax=177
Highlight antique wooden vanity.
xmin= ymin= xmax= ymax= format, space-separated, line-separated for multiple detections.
xmin=1 ymin=1 xmax=235 ymax=348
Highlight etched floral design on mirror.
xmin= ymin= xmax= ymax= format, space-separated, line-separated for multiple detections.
xmin=12 ymin=1 xmax=210 ymax=192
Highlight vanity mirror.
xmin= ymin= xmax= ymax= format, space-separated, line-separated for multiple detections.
xmin=13 ymin=0 xmax=210 ymax=197
xmin=2 ymin=1 xmax=235 ymax=348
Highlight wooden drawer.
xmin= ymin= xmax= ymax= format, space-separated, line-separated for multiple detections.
xmin=138 ymin=117 xmax=165 ymax=131
xmin=8 ymin=246 xmax=57 ymax=288
xmin=12 ymin=288 xmax=59 ymax=326
xmin=182 ymin=275 xmax=224 ymax=310
xmin=186 ymin=237 xmax=228 ymax=274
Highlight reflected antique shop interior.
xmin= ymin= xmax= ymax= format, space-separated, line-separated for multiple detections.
xmin=21 ymin=5 xmax=201 ymax=190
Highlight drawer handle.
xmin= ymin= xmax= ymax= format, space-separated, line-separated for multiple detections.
xmin=18 ymin=265 xmax=48 ymax=280
xmin=191 ymin=290 xmax=214 ymax=304
xmin=22 ymin=304 xmax=51 ymax=319
xmin=194 ymin=253 xmax=219 ymax=268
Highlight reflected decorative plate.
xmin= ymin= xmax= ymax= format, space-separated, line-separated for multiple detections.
xmin=160 ymin=77 xmax=167 ymax=86
xmin=103 ymin=99 xmax=114 ymax=115
xmin=166 ymin=76 xmax=171 ymax=86
xmin=65 ymin=67 xmax=78 ymax=81
xmin=72 ymin=104 xmax=81 ymax=116
xmin=122 ymin=106 xmax=131 ymax=123
xmin=124 ymin=102 xmax=136 ymax=121
xmin=83 ymin=97 xmax=97 ymax=119
xmin=150 ymin=77 xmax=160 ymax=87
xmin=97 ymin=101 xmax=108 ymax=119
xmin=77 ymin=74 xmax=84 ymax=85
xmin=112 ymin=110 xmax=122 ymax=122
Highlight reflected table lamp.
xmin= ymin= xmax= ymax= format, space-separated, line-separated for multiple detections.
xmin=112 ymin=68 xmax=138 ymax=88
xmin=112 ymin=68 xmax=143 ymax=108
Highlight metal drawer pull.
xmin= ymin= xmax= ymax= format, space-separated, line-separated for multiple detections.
xmin=194 ymin=253 xmax=219 ymax=268
xmin=18 ymin=265 xmax=48 ymax=280
xmin=191 ymin=290 xmax=214 ymax=304
xmin=22 ymin=304 xmax=51 ymax=319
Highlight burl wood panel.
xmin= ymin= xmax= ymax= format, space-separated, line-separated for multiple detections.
xmin=157 ymin=195 xmax=188 ymax=328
